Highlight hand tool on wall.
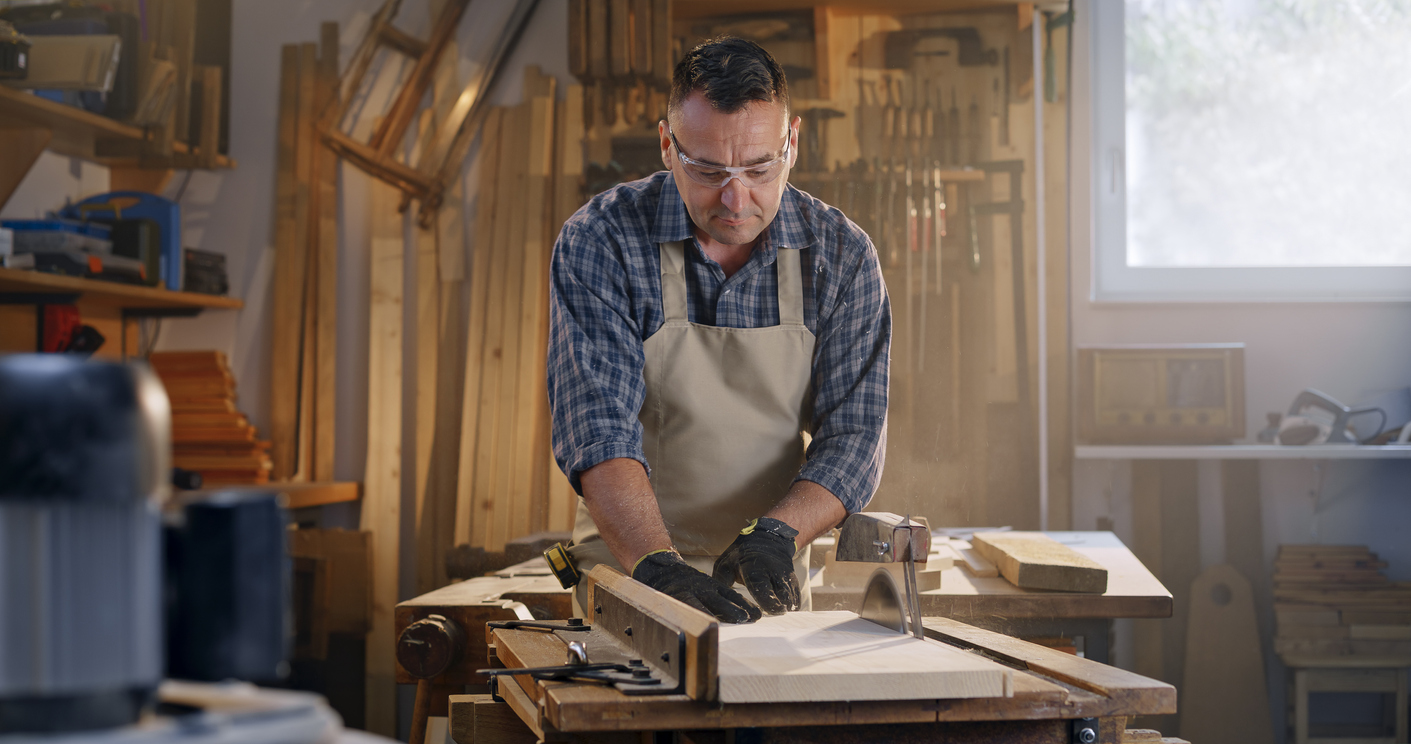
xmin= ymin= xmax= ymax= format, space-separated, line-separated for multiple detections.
xmin=905 ymin=157 xmax=916 ymax=347
xmin=882 ymin=27 xmax=998 ymax=69
xmin=948 ymin=88 xmax=961 ymax=165
xmin=834 ymin=512 xmax=931 ymax=639
xmin=933 ymin=161 xmax=945 ymax=292
xmin=918 ymin=164 xmax=930 ymax=374
xmin=872 ymin=157 xmax=884 ymax=259
xmin=968 ymin=95 xmax=982 ymax=164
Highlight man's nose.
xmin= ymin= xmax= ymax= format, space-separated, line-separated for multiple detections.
xmin=719 ymin=177 xmax=751 ymax=213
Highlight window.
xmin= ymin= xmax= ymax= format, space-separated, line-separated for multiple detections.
xmin=1085 ymin=0 xmax=1411 ymax=301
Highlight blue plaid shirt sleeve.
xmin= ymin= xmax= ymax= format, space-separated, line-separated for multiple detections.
xmin=547 ymin=214 xmax=651 ymax=493
xmin=794 ymin=223 xmax=890 ymax=514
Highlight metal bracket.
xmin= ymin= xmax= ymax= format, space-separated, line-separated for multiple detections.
xmin=1070 ymin=717 xmax=1099 ymax=744
xmin=486 ymin=618 xmax=591 ymax=633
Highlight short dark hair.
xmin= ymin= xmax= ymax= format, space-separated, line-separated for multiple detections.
xmin=668 ymin=37 xmax=789 ymax=119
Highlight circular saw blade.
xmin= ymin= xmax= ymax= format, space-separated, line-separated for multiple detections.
xmin=859 ymin=567 xmax=910 ymax=635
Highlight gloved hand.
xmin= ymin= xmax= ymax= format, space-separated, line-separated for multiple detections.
xmin=712 ymin=517 xmax=800 ymax=614
xmin=632 ymin=550 xmax=761 ymax=624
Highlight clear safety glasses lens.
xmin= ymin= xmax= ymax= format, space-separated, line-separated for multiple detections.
xmin=670 ymin=130 xmax=790 ymax=188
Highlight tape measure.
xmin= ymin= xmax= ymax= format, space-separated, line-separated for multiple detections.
xmin=543 ymin=542 xmax=581 ymax=589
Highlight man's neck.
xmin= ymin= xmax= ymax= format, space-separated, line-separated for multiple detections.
xmin=694 ymin=227 xmax=756 ymax=279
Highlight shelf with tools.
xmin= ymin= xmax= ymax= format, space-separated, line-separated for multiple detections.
xmin=0 ymin=266 xmax=242 ymax=311
xmin=0 ymin=267 xmax=241 ymax=359
xmin=1075 ymin=444 xmax=1411 ymax=460
xmin=0 ymin=85 xmax=231 ymax=167
xmin=672 ymin=0 xmax=1033 ymax=20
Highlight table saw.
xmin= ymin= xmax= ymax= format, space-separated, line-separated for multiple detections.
xmin=447 ymin=564 xmax=1175 ymax=743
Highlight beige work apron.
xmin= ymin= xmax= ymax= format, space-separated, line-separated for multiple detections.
xmin=569 ymin=239 xmax=817 ymax=613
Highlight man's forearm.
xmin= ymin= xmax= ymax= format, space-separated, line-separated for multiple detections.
xmin=763 ymin=479 xmax=848 ymax=552
xmin=579 ymin=458 xmax=675 ymax=572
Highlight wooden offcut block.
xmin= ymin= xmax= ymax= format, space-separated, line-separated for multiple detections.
xmin=971 ymin=532 xmax=1109 ymax=593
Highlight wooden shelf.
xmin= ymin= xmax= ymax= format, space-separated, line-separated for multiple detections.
xmin=673 ymin=0 xmax=1024 ymax=19
xmin=0 ymin=85 xmax=234 ymax=168
xmin=0 ymin=267 xmax=243 ymax=312
xmin=175 ymin=481 xmax=361 ymax=510
xmin=1075 ymin=444 xmax=1411 ymax=461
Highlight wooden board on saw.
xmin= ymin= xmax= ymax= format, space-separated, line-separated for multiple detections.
xmin=716 ymin=611 xmax=1010 ymax=703
xmin=1178 ymin=564 xmax=1273 ymax=744
xmin=817 ymin=543 xmax=949 ymax=591
xmin=972 ymin=531 xmax=1109 ymax=593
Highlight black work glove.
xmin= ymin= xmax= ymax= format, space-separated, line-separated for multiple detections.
xmin=632 ymin=551 xmax=762 ymax=624
xmin=712 ymin=517 xmax=801 ymax=614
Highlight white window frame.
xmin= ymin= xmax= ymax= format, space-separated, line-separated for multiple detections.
xmin=1077 ymin=0 xmax=1411 ymax=304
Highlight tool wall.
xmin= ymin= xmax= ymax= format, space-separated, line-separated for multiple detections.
xmin=573 ymin=3 xmax=1074 ymax=529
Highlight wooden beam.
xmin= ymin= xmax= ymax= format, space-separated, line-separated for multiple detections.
xmin=269 ymin=45 xmax=304 ymax=481
xmin=361 ymin=176 xmax=405 ymax=738
xmin=313 ymin=23 xmax=341 ymax=483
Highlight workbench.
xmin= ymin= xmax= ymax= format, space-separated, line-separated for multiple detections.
xmin=456 ymin=602 xmax=1176 ymax=744
xmin=810 ymin=531 xmax=1170 ymax=664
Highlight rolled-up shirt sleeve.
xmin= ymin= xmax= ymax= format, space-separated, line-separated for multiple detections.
xmin=548 ymin=218 xmax=650 ymax=494
xmin=796 ymin=232 xmax=890 ymax=513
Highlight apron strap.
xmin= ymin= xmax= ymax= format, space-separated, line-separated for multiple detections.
xmin=659 ymin=240 xmax=688 ymax=322
xmin=776 ymin=247 xmax=805 ymax=326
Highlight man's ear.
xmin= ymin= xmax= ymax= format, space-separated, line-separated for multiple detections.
xmin=659 ymin=119 xmax=673 ymax=171
xmin=788 ymin=116 xmax=801 ymax=167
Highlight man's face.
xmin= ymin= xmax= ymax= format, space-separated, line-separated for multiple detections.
xmin=660 ymin=92 xmax=800 ymax=248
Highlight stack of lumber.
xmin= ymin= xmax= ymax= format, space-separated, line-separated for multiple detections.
xmin=971 ymin=531 xmax=1109 ymax=593
xmin=150 ymin=350 xmax=271 ymax=485
xmin=451 ymin=69 xmax=584 ymax=553
xmin=1273 ymin=544 xmax=1411 ymax=664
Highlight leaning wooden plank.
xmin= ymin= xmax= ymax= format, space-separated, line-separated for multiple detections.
xmin=486 ymin=100 xmax=532 ymax=552
xmin=313 ymin=22 xmax=340 ymax=483
xmin=454 ymin=107 xmax=504 ymax=548
xmin=508 ymin=93 xmax=555 ymax=541
xmin=195 ymin=65 xmax=221 ymax=168
xmin=269 ymin=45 xmax=304 ymax=481
xmin=292 ymin=43 xmax=320 ymax=481
xmin=717 ymin=612 xmax=1010 ymax=703
xmin=361 ymin=176 xmax=405 ymax=738
xmin=470 ymin=103 xmax=523 ymax=549
xmin=413 ymin=215 xmax=441 ymax=595
xmin=971 ymin=531 xmax=1109 ymax=593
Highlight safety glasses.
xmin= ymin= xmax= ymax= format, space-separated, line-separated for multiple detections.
xmin=667 ymin=125 xmax=792 ymax=189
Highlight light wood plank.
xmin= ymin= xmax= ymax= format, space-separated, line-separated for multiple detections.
xmin=1179 ymin=564 xmax=1274 ymax=744
xmin=292 ymin=43 xmax=320 ymax=482
xmin=454 ymin=107 xmax=504 ymax=548
xmin=509 ymin=93 xmax=556 ymax=541
xmin=480 ymin=101 xmax=531 ymax=551
xmin=717 ymin=612 xmax=1010 ymax=703
xmin=313 ymin=23 xmax=340 ymax=483
xmin=361 ymin=176 xmax=405 ymax=737
xmin=269 ymin=45 xmax=303 ymax=481
xmin=413 ymin=216 xmax=441 ymax=595
xmin=972 ymin=531 xmax=1109 ymax=593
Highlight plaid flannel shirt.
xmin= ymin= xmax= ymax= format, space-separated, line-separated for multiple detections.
xmin=547 ymin=171 xmax=890 ymax=513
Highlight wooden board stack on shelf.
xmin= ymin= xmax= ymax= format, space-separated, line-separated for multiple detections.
xmin=1273 ymin=544 xmax=1411 ymax=665
xmin=151 ymin=350 xmax=272 ymax=485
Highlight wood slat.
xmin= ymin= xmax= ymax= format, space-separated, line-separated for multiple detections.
xmin=454 ymin=107 xmax=504 ymax=548
xmin=269 ymin=45 xmax=303 ymax=481
xmin=361 ymin=175 xmax=405 ymax=738
xmin=313 ymin=23 xmax=341 ymax=483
